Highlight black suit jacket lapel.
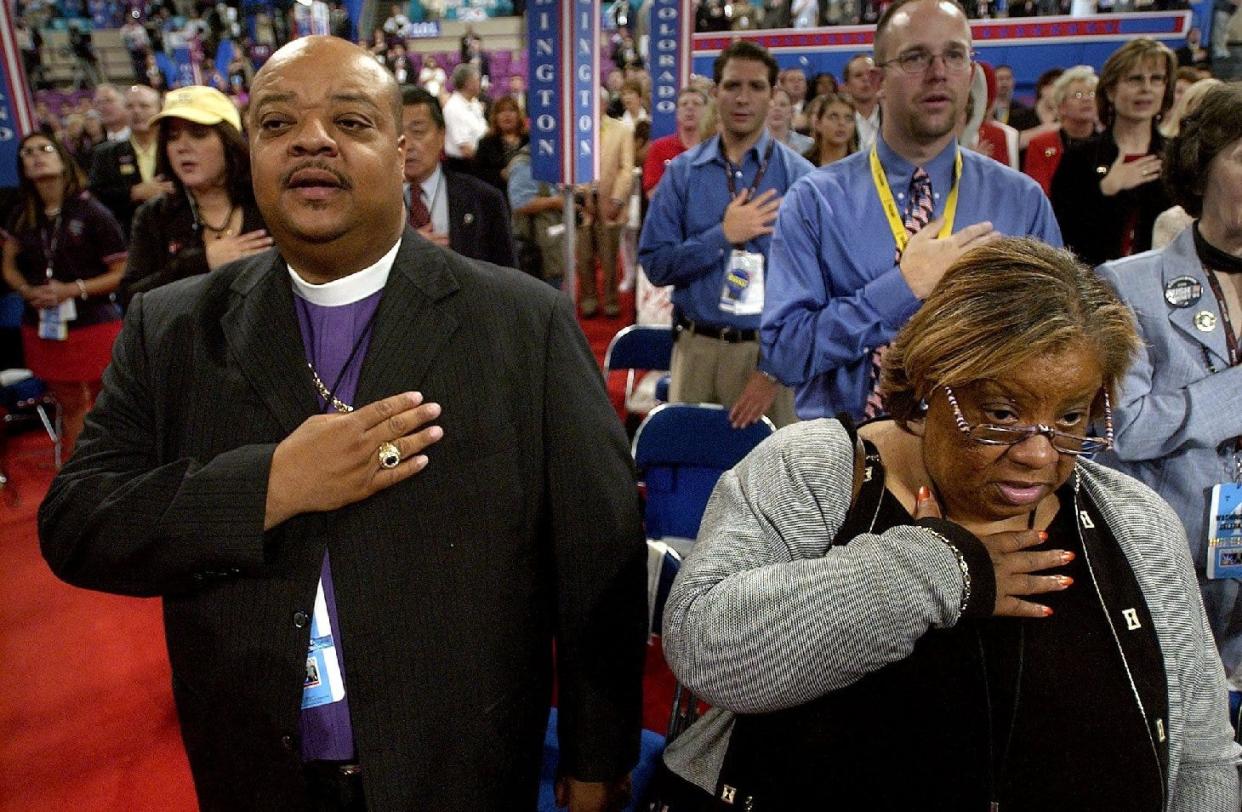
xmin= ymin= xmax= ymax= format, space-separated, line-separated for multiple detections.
xmin=443 ymin=170 xmax=472 ymax=256
xmin=354 ymin=229 xmax=462 ymax=405
xmin=222 ymin=252 xmax=319 ymax=435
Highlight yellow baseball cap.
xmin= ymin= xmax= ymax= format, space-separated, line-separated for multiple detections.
xmin=150 ymin=86 xmax=242 ymax=133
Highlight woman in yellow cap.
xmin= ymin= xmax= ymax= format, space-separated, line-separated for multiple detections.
xmin=121 ymin=86 xmax=270 ymax=307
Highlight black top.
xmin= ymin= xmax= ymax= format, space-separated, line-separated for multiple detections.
xmin=1 ymin=191 xmax=125 ymax=328
xmin=1050 ymin=128 xmax=1171 ymax=267
xmin=715 ymin=436 xmax=1168 ymax=811
xmin=121 ymin=190 xmax=266 ymax=309
xmin=473 ymin=132 xmax=529 ymax=194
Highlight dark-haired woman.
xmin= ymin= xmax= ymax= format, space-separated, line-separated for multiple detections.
xmin=1097 ymin=82 xmax=1242 ymax=697
xmin=658 ymin=237 xmax=1241 ymax=809
xmin=472 ymin=95 xmax=529 ymax=194
xmin=1 ymin=132 xmax=126 ymax=457
xmin=121 ymin=86 xmax=268 ymax=307
xmin=1051 ymin=39 xmax=1175 ymax=266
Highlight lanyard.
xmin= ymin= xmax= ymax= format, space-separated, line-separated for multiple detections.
xmin=1202 ymin=268 xmax=1239 ymax=368
xmin=40 ymin=213 xmax=63 ymax=280
xmin=1200 ymin=267 xmax=1242 ymax=474
xmin=869 ymin=145 xmax=962 ymax=254
xmin=723 ymin=139 xmax=776 ymax=199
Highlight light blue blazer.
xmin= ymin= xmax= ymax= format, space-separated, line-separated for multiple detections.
xmin=1096 ymin=224 xmax=1242 ymax=678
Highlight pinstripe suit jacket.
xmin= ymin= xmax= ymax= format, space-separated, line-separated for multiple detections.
xmin=39 ymin=228 xmax=647 ymax=810
xmin=663 ymin=419 xmax=1240 ymax=809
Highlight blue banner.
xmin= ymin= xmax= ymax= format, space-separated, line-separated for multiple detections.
xmin=527 ymin=0 xmax=598 ymax=185
xmin=648 ymin=0 xmax=690 ymax=140
xmin=0 ymin=1 xmax=36 ymax=189
xmin=526 ymin=0 xmax=563 ymax=183
xmin=570 ymin=0 xmax=598 ymax=185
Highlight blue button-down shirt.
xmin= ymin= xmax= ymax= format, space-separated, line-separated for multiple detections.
xmin=639 ymin=129 xmax=814 ymax=371
xmin=762 ymin=136 xmax=1063 ymax=420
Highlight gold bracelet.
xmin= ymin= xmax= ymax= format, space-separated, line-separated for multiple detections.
xmin=75 ymin=279 xmax=88 ymax=300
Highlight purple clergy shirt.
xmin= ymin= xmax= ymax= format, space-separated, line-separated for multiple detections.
xmin=293 ymin=289 xmax=382 ymax=762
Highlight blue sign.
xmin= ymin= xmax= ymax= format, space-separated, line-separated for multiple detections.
xmin=570 ymin=0 xmax=599 ymax=185
xmin=0 ymin=1 xmax=36 ymax=189
xmin=649 ymin=0 xmax=690 ymax=139
xmin=527 ymin=0 xmax=598 ymax=185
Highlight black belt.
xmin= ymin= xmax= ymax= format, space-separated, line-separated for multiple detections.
xmin=675 ymin=314 xmax=759 ymax=343
xmin=304 ymin=761 xmax=366 ymax=811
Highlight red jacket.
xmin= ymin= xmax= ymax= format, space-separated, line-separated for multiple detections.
xmin=1024 ymin=128 xmax=1064 ymax=196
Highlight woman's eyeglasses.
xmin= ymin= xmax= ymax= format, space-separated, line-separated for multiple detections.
xmin=19 ymin=143 xmax=57 ymax=157
xmin=941 ymin=386 xmax=1113 ymax=456
xmin=879 ymin=47 xmax=974 ymax=75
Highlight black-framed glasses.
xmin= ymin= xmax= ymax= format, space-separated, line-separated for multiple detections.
xmin=942 ymin=385 xmax=1113 ymax=456
xmin=19 ymin=143 xmax=57 ymax=157
xmin=878 ymin=47 xmax=974 ymax=75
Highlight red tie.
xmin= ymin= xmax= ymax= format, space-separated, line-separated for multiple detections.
xmin=408 ymin=188 xmax=430 ymax=230
xmin=864 ymin=168 xmax=934 ymax=419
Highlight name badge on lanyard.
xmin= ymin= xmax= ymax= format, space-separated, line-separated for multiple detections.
xmin=718 ymin=140 xmax=776 ymax=316
xmin=37 ymin=217 xmax=74 ymax=341
xmin=869 ymin=145 xmax=963 ymax=255
xmin=720 ymin=250 xmax=765 ymax=315
xmin=301 ymin=579 xmax=346 ymax=708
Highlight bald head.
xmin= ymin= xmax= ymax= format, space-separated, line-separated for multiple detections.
xmin=126 ymin=84 xmax=162 ymax=133
xmin=245 ymin=34 xmax=409 ymax=282
xmin=874 ymin=0 xmax=968 ymax=63
xmin=250 ymin=36 xmax=403 ymax=132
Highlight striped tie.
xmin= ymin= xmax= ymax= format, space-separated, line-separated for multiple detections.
xmin=864 ymin=167 xmax=934 ymax=419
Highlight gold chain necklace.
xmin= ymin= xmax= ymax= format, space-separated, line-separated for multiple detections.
xmin=307 ymin=363 xmax=353 ymax=413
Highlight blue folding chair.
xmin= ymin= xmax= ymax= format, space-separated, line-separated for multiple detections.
xmin=0 ymin=293 xmax=62 ymax=490
xmin=633 ymin=403 xmax=775 ymax=554
xmin=538 ymin=541 xmax=686 ymax=811
xmin=603 ymin=325 xmax=674 ymax=411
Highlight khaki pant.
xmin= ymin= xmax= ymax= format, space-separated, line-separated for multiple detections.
xmin=577 ymin=218 xmax=623 ymax=314
xmin=668 ymin=331 xmax=798 ymax=428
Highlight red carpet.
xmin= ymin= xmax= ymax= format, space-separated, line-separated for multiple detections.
xmin=0 ymin=289 xmax=675 ymax=810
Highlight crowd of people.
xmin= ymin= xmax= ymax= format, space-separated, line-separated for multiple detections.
xmin=694 ymin=0 xmax=1213 ymax=29
xmin=4 ymin=0 xmax=1242 ymax=808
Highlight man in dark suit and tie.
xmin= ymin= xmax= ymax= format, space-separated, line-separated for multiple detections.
xmin=400 ymin=86 xmax=516 ymax=269
xmin=87 ymin=84 xmax=171 ymax=237
xmin=40 ymin=36 xmax=645 ymax=811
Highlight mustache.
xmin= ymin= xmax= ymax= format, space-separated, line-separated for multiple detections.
xmin=280 ymin=161 xmax=353 ymax=190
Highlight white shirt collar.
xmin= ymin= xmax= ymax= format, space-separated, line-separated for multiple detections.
xmin=419 ymin=164 xmax=443 ymax=203
xmin=287 ymin=238 xmax=401 ymax=307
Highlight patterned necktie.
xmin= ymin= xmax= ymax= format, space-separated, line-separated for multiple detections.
xmin=408 ymin=187 xmax=431 ymax=230
xmin=864 ymin=167 xmax=934 ymax=419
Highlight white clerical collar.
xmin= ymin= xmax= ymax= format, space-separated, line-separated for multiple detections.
xmin=287 ymin=238 xmax=401 ymax=306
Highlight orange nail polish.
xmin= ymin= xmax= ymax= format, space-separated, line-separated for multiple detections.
xmin=1042 ymin=606 xmax=1054 ymax=617
xmin=1037 ymin=531 xmax=1048 ymax=542
xmin=1061 ymin=551 xmax=1076 ymax=564
xmin=917 ymin=485 xmax=931 ymax=501
xmin=1058 ymin=576 xmax=1073 ymax=588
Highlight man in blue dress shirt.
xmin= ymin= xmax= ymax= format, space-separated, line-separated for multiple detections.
xmin=640 ymin=40 xmax=813 ymax=429
xmin=762 ymin=0 xmax=1062 ymax=421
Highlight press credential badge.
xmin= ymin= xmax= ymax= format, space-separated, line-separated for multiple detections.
xmin=302 ymin=580 xmax=345 ymax=708
xmin=720 ymin=250 xmax=765 ymax=316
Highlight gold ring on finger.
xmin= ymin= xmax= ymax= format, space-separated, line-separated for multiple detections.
xmin=378 ymin=441 xmax=401 ymax=470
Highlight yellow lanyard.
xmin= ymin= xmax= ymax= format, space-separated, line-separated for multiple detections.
xmin=869 ymin=145 xmax=962 ymax=254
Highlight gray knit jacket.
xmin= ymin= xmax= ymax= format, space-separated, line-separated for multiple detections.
xmin=662 ymin=418 xmax=1241 ymax=810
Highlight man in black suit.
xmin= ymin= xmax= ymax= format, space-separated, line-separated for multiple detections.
xmin=88 ymin=84 xmax=171 ymax=237
xmin=400 ymin=86 xmax=516 ymax=269
xmin=40 ymin=36 xmax=645 ymax=811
